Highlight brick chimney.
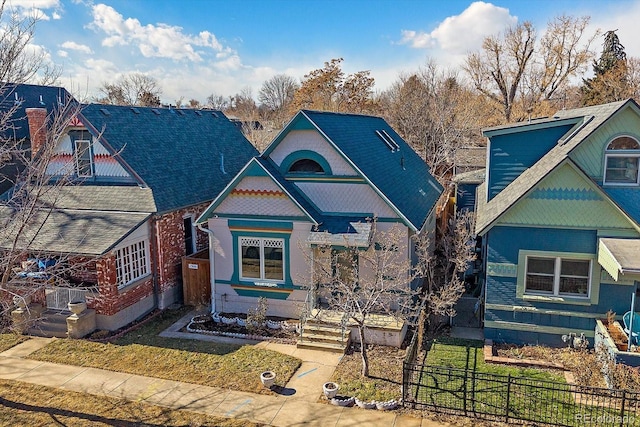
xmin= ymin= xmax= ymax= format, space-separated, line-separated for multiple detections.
xmin=25 ymin=108 xmax=48 ymax=155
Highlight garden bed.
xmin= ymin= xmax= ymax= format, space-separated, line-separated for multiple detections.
xmin=183 ymin=312 xmax=299 ymax=344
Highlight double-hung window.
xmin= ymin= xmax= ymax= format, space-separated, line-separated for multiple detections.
xmin=74 ymin=140 xmax=93 ymax=177
xmin=115 ymin=239 xmax=150 ymax=288
xmin=525 ymin=256 xmax=591 ymax=297
xmin=604 ymin=136 xmax=640 ymax=185
xmin=240 ymin=237 xmax=284 ymax=281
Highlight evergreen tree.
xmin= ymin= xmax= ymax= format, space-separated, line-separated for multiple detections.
xmin=581 ymin=30 xmax=630 ymax=105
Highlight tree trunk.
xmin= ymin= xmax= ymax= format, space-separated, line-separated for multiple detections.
xmin=358 ymin=325 xmax=369 ymax=377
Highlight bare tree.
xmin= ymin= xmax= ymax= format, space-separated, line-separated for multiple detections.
xmin=96 ymin=73 xmax=162 ymax=107
xmin=464 ymin=16 xmax=596 ymax=122
xmin=308 ymin=221 xmax=421 ymax=377
xmin=425 ymin=210 xmax=477 ymax=322
xmin=258 ymin=74 xmax=299 ymax=126
xmin=0 ymin=96 xmax=96 ymax=329
xmin=382 ymin=61 xmax=487 ymax=183
xmin=205 ymin=93 xmax=230 ymax=110
xmin=306 ymin=213 xmax=475 ymax=377
xmin=0 ymin=0 xmax=61 ymax=85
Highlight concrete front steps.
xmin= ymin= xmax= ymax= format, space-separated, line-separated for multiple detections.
xmin=297 ymin=319 xmax=350 ymax=353
xmin=26 ymin=310 xmax=69 ymax=338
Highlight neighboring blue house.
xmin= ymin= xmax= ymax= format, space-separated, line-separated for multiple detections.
xmin=196 ymin=110 xmax=443 ymax=322
xmin=476 ymin=99 xmax=640 ymax=346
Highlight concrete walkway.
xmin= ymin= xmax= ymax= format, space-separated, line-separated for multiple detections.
xmin=0 ymin=327 xmax=451 ymax=426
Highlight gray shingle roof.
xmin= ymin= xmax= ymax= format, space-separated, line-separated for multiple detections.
xmin=0 ymin=206 xmax=150 ymax=255
xmin=80 ymin=104 xmax=258 ymax=213
xmin=476 ymin=100 xmax=630 ymax=235
xmin=36 ymin=185 xmax=157 ymax=212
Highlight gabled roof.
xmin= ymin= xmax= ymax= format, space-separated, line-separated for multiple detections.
xmin=197 ymin=156 xmax=322 ymax=225
xmin=79 ymin=104 xmax=258 ymax=213
xmin=476 ymin=99 xmax=632 ymax=235
xmin=0 ymin=83 xmax=73 ymax=141
xmin=264 ymin=110 xmax=443 ymax=231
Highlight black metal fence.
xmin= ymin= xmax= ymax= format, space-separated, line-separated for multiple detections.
xmin=403 ymin=361 xmax=640 ymax=426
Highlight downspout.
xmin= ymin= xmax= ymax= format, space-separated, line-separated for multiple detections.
xmin=197 ymin=222 xmax=216 ymax=314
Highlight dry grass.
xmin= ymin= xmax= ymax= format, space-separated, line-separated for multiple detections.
xmin=0 ymin=379 xmax=261 ymax=426
xmin=28 ymin=307 xmax=301 ymax=395
xmin=0 ymin=333 xmax=27 ymax=353
xmin=330 ymin=344 xmax=404 ymax=401
xmin=496 ymin=344 xmax=607 ymax=387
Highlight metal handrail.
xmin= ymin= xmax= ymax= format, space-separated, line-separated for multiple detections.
xmin=299 ymin=289 xmax=312 ymax=343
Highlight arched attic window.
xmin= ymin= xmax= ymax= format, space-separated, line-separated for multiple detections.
xmin=604 ymin=136 xmax=640 ymax=185
xmin=288 ymin=158 xmax=325 ymax=174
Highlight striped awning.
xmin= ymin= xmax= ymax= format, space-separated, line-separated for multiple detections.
xmin=598 ymin=238 xmax=640 ymax=281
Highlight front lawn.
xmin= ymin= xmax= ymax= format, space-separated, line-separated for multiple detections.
xmin=0 ymin=379 xmax=261 ymax=426
xmin=331 ymin=344 xmax=404 ymax=402
xmin=0 ymin=333 xmax=28 ymax=353
xmin=28 ymin=307 xmax=301 ymax=394
xmin=426 ymin=337 xmax=565 ymax=381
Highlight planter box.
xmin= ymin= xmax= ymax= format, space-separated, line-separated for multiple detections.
xmin=595 ymin=319 xmax=640 ymax=367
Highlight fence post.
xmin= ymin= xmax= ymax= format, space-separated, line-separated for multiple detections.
xmin=620 ymin=390 xmax=626 ymax=427
xmin=505 ymin=374 xmax=512 ymax=424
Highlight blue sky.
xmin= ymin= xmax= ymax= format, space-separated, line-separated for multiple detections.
xmin=6 ymin=0 xmax=640 ymax=104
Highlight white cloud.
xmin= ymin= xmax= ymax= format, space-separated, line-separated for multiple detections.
xmin=400 ymin=1 xmax=517 ymax=54
xmin=7 ymin=0 xmax=60 ymax=7
xmin=57 ymin=50 xmax=68 ymax=58
xmin=52 ymin=11 xmax=61 ymax=19
xmin=89 ymin=3 xmax=236 ymax=63
xmin=61 ymin=41 xmax=92 ymax=54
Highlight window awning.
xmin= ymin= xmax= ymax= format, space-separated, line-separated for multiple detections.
xmin=598 ymin=238 xmax=640 ymax=281
xmin=307 ymin=222 xmax=372 ymax=248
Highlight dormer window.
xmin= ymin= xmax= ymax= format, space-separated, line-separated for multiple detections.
xmin=604 ymin=136 xmax=640 ymax=185
xmin=288 ymin=159 xmax=325 ymax=174
xmin=75 ymin=140 xmax=93 ymax=177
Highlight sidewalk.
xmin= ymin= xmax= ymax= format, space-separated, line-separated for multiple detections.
xmin=0 ymin=330 xmax=451 ymax=426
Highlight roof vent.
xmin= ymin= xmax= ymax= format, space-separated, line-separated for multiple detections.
xmin=39 ymin=95 xmax=45 ymax=106
xmin=194 ymin=110 xmax=202 ymax=116
xmin=130 ymin=107 xmax=140 ymax=114
xmin=99 ymin=108 xmax=111 ymax=116
xmin=376 ymin=130 xmax=400 ymax=152
xmin=211 ymin=111 xmax=219 ymax=118
xmin=13 ymin=92 xmax=21 ymax=106
xmin=151 ymin=109 xmax=160 ymax=115
xmin=176 ymin=110 xmax=185 ymax=116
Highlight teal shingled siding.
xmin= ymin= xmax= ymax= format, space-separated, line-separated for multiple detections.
xmin=484 ymin=225 xmax=635 ymax=346
xmin=488 ymin=124 xmax=575 ymax=201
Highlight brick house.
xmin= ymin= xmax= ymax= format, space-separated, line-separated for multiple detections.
xmin=2 ymin=94 xmax=257 ymax=331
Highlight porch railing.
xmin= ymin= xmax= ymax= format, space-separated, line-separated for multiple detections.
xmin=45 ymin=287 xmax=89 ymax=311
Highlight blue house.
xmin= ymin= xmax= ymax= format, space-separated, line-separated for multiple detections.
xmin=476 ymin=99 xmax=640 ymax=346
xmin=196 ymin=110 xmax=443 ymax=325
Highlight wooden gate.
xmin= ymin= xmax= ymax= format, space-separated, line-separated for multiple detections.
xmin=182 ymin=249 xmax=211 ymax=306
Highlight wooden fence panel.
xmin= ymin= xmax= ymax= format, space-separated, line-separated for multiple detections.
xmin=182 ymin=249 xmax=210 ymax=306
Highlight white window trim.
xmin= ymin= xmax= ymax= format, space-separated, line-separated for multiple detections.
xmin=516 ymin=250 xmax=599 ymax=306
xmin=74 ymin=139 xmax=93 ymax=178
xmin=115 ymin=238 xmax=151 ymax=289
xmin=524 ymin=256 xmax=591 ymax=298
xmin=239 ymin=237 xmax=285 ymax=282
xmin=603 ymin=135 xmax=640 ymax=186
xmin=604 ymin=153 xmax=640 ymax=185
